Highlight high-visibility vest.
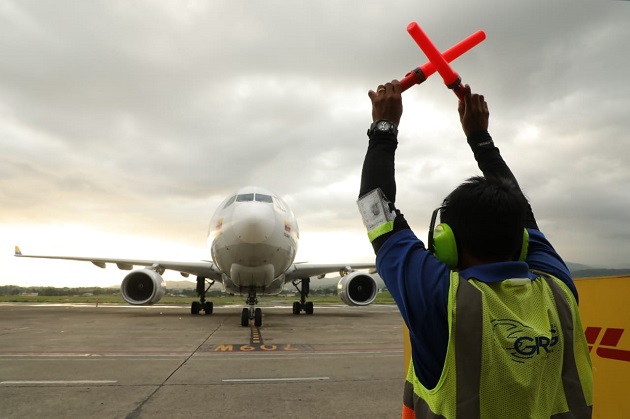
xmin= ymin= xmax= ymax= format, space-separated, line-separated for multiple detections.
xmin=403 ymin=272 xmax=593 ymax=419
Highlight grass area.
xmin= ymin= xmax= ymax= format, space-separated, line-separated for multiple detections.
xmin=0 ymin=292 xmax=395 ymax=305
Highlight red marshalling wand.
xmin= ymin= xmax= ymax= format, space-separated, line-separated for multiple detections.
xmin=401 ymin=22 xmax=486 ymax=100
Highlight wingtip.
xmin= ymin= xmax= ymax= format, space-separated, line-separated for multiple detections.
xmin=14 ymin=246 xmax=22 ymax=256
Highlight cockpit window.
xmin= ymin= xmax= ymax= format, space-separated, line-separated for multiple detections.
xmin=273 ymin=197 xmax=287 ymax=212
xmin=254 ymin=194 xmax=273 ymax=203
xmin=223 ymin=195 xmax=236 ymax=209
xmin=235 ymin=193 xmax=254 ymax=202
xmin=234 ymin=193 xmax=274 ymax=203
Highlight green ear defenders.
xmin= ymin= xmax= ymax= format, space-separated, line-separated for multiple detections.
xmin=427 ymin=205 xmax=529 ymax=269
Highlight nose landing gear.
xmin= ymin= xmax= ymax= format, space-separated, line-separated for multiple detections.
xmin=241 ymin=306 xmax=263 ymax=327
xmin=241 ymin=290 xmax=262 ymax=327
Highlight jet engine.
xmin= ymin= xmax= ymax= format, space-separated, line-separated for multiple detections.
xmin=337 ymin=272 xmax=378 ymax=306
xmin=120 ymin=269 xmax=166 ymax=305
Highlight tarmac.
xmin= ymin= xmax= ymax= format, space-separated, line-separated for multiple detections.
xmin=0 ymin=302 xmax=405 ymax=419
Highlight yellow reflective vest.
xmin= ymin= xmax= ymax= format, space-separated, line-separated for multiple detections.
xmin=403 ymin=272 xmax=593 ymax=419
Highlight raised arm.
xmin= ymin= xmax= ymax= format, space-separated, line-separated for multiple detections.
xmin=358 ymin=81 xmax=410 ymax=253
xmin=359 ymin=81 xmax=403 ymax=200
xmin=457 ymin=86 xmax=578 ymax=298
xmin=458 ymin=85 xmax=538 ymax=230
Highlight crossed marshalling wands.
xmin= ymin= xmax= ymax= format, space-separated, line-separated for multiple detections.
xmin=400 ymin=22 xmax=486 ymax=100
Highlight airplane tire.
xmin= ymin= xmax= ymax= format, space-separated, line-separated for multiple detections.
xmin=254 ymin=308 xmax=262 ymax=327
xmin=203 ymin=301 xmax=213 ymax=314
xmin=241 ymin=308 xmax=249 ymax=327
xmin=191 ymin=301 xmax=201 ymax=315
xmin=292 ymin=301 xmax=301 ymax=315
xmin=305 ymin=301 xmax=314 ymax=315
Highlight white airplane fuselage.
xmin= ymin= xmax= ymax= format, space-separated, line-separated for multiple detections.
xmin=208 ymin=187 xmax=299 ymax=295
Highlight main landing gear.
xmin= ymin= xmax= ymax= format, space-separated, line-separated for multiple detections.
xmin=241 ymin=290 xmax=262 ymax=327
xmin=191 ymin=276 xmax=215 ymax=315
xmin=292 ymin=278 xmax=314 ymax=315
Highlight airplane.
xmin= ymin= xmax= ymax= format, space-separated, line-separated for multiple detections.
xmin=14 ymin=186 xmax=378 ymax=327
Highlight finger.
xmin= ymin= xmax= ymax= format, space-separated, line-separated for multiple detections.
xmin=472 ymin=94 xmax=487 ymax=115
xmin=479 ymin=95 xmax=488 ymax=112
xmin=463 ymin=84 xmax=473 ymax=109
xmin=392 ymin=81 xmax=402 ymax=94
xmin=459 ymin=85 xmax=471 ymax=117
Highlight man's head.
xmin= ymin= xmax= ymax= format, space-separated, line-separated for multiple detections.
xmin=437 ymin=176 xmax=528 ymax=267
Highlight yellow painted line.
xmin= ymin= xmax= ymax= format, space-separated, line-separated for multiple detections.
xmin=250 ymin=325 xmax=263 ymax=344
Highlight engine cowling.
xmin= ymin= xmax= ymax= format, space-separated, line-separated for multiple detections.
xmin=121 ymin=269 xmax=166 ymax=305
xmin=337 ymin=272 xmax=378 ymax=306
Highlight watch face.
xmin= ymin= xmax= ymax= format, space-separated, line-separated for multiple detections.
xmin=377 ymin=121 xmax=391 ymax=131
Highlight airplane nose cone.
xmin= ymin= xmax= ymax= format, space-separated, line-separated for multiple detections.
xmin=233 ymin=205 xmax=274 ymax=244
xmin=239 ymin=220 xmax=268 ymax=243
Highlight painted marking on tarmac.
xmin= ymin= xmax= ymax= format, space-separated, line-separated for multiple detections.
xmin=222 ymin=377 xmax=330 ymax=383
xmin=202 ymin=343 xmax=314 ymax=352
xmin=1 ymin=380 xmax=117 ymax=385
xmin=198 ymin=323 xmax=314 ymax=352
xmin=250 ymin=325 xmax=262 ymax=344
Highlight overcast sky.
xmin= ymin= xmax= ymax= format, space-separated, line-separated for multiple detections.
xmin=1 ymin=0 xmax=629 ymax=287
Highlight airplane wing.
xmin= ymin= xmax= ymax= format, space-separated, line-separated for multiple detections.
xmin=284 ymin=262 xmax=376 ymax=281
xmin=14 ymin=246 xmax=223 ymax=280
xmin=14 ymin=246 xmax=373 ymax=282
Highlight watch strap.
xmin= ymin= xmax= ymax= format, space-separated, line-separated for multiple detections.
xmin=367 ymin=119 xmax=398 ymax=136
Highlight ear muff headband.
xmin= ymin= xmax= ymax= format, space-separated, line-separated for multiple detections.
xmin=518 ymin=229 xmax=529 ymax=261
xmin=427 ymin=205 xmax=446 ymax=254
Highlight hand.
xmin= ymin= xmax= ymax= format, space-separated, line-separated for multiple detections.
xmin=368 ymin=80 xmax=403 ymax=126
xmin=457 ymin=84 xmax=489 ymax=137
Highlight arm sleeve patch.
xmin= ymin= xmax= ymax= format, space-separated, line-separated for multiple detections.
xmin=357 ymin=188 xmax=397 ymax=242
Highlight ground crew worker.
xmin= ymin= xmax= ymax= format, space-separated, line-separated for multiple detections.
xmin=357 ymin=81 xmax=593 ymax=418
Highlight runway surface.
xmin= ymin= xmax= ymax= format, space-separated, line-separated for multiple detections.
xmin=0 ymin=303 xmax=405 ymax=418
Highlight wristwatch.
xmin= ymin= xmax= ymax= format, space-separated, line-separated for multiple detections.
xmin=367 ymin=119 xmax=398 ymax=136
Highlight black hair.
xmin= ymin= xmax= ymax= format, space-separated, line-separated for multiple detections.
xmin=439 ymin=176 xmax=528 ymax=263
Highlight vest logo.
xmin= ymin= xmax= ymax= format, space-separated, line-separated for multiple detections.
xmin=585 ymin=327 xmax=630 ymax=363
xmin=491 ymin=319 xmax=559 ymax=363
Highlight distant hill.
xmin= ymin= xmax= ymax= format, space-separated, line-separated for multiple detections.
xmin=162 ymin=277 xmax=385 ymax=290
xmin=566 ymin=262 xmax=630 ymax=278
xmin=571 ymin=268 xmax=630 ymax=278
xmin=566 ymin=262 xmax=594 ymax=272
xmin=164 ymin=280 xmax=196 ymax=289
xmin=108 ymin=281 xmax=198 ymax=290
xmin=158 ymin=274 xmax=388 ymax=290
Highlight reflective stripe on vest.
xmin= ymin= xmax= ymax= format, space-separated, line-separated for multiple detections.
xmin=403 ymin=275 xmax=592 ymax=418
xmin=543 ymin=276 xmax=593 ymax=419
